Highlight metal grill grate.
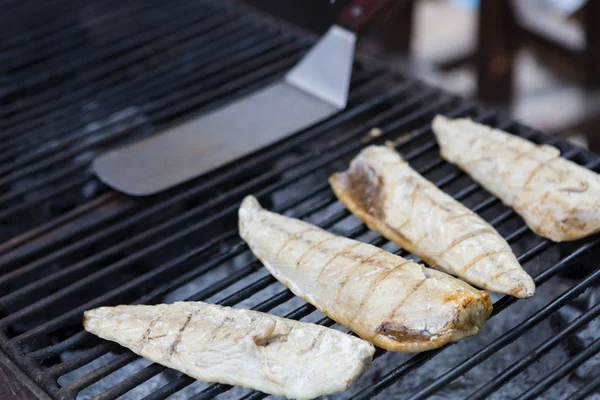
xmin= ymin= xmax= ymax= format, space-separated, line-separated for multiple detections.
xmin=1 ymin=1 xmax=599 ymax=399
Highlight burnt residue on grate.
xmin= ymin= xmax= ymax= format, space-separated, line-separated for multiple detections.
xmin=1 ymin=0 xmax=599 ymax=399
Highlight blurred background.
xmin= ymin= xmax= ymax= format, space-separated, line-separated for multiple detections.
xmin=244 ymin=0 xmax=600 ymax=151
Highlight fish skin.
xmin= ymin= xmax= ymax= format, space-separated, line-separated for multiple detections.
xmin=84 ymin=301 xmax=374 ymax=400
xmin=329 ymin=145 xmax=535 ymax=298
xmin=239 ymin=196 xmax=492 ymax=352
xmin=432 ymin=115 xmax=600 ymax=242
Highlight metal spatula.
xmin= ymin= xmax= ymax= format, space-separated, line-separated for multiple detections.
xmin=94 ymin=0 xmax=390 ymax=196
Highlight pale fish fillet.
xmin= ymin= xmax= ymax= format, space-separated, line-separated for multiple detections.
xmin=239 ymin=196 xmax=492 ymax=352
xmin=329 ymin=145 xmax=535 ymax=298
xmin=433 ymin=115 xmax=600 ymax=242
xmin=84 ymin=301 xmax=374 ymax=400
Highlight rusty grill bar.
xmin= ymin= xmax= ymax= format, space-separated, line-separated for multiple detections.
xmin=1 ymin=0 xmax=599 ymax=399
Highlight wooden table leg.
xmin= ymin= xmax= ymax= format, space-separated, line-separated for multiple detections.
xmin=476 ymin=0 xmax=516 ymax=107
xmin=584 ymin=1 xmax=600 ymax=88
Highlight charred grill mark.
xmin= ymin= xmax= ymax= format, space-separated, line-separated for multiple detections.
xmin=305 ymin=330 xmax=326 ymax=352
xmin=333 ymin=251 xmax=382 ymax=305
xmin=495 ymin=150 xmax=528 ymax=192
xmin=521 ymin=157 xmax=555 ymax=191
xmin=141 ymin=308 xmax=164 ymax=347
xmin=389 ymin=180 xmax=422 ymax=241
xmin=168 ymin=312 xmax=193 ymax=356
xmin=376 ymin=322 xmax=430 ymax=342
xmin=256 ymin=330 xmax=289 ymax=348
xmin=444 ymin=212 xmax=473 ymax=222
xmin=537 ymin=191 xmax=554 ymax=226
xmin=347 ymin=261 xmax=410 ymax=330
xmin=459 ymin=249 xmax=510 ymax=274
xmin=436 ymin=227 xmax=498 ymax=257
xmin=210 ymin=316 xmax=233 ymax=343
xmin=490 ymin=270 xmax=511 ymax=281
xmin=274 ymin=227 xmax=315 ymax=259
xmin=315 ymin=241 xmax=362 ymax=281
xmin=376 ymin=279 xmax=427 ymax=341
xmin=295 ymin=237 xmax=336 ymax=268
xmin=558 ymin=181 xmax=589 ymax=193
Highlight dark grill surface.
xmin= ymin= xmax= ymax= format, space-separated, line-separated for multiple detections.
xmin=1 ymin=1 xmax=599 ymax=399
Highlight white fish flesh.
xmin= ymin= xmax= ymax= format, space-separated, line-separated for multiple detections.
xmin=239 ymin=196 xmax=492 ymax=352
xmin=432 ymin=115 xmax=600 ymax=242
xmin=84 ymin=301 xmax=374 ymax=400
xmin=329 ymin=145 xmax=535 ymax=298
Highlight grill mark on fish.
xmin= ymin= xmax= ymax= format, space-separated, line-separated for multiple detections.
xmin=347 ymin=260 xmax=410 ymax=330
xmin=444 ymin=213 xmax=473 ymax=222
xmin=522 ymin=158 xmax=555 ymax=191
xmin=334 ymin=252 xmax=382 ymax=308
xmin=295 ymin=237 xmax=337 ymax=267
xmin=315 ymin=242 xmax=362 ymax=281
xmin=389 ymin=279 xmax=427 ymax=319
xmin=210 ymin=316 xmax=233 ymax=343
xmin=141 ymin=308 xmax=164 ymax=346
xmin=490 ymin=270 xmax=510 ymax=281
xmin=306 ymin=330 xmax=326 ymax=352
xmin=559 ymin=182 xmax=589 ymax=193
xmin=169 ymin=312 xmax=193 ymax=356
xmin=459 ymin=250 xmax=510 ymax=274
xmin=375 ymin=279 xmax=427 ymax=340
xmin=275 ymin=227 xmax=315 ymax=258
xmin=499 ymin=151 xmax=530 ymax=185
xmin=436 ymin=227 xmax=498 ymax=257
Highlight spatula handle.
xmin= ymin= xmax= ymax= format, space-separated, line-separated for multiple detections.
xmin=337 ymin=0 xmax=391 ymax=33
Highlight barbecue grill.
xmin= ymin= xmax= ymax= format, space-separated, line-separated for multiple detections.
xmin=1 ymin=0 xmax=599 ymax=399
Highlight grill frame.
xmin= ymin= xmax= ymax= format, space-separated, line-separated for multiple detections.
xmin=1 ymin=1 xmax=599 ymax=399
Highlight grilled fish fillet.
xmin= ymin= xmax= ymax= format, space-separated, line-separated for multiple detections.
xmin=329 ymin=145 xmax=535 ymax=298
xmin=433 ymin=115 xmax=600 ymax=242
xmin=239 ymin=196 xmax=492 ymax=352
xmin=84 ymin=301 xmax=374 ymax=400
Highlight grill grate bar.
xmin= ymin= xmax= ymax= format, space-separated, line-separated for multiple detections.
xmin=0 ymin=119 xmax=148 ymax=190
xmin=0 ymin=164 xmax=83 ymax=206
xmin=518 ymin=325 xmax=600 ymax=400
xmin=0 ymin=72 xmax=389 ymax=268
xmin=0 ymin=1 xmax=234 ymax=118
xmin=0 ymin=84 xmax=427 ymax=300
xmin=469 ymin=300 xmax=600 ymax=399
xmin=1 ymin=2 xmax=78 ymax=50
xmin=0 ymin=13 xmax=264 ymax=151
xmin=0 ymin=44 xmax=305 ymax=189
xmin=568 ymin=374 xmax=600 ymax=400
xmin=0 ymin=192 xmax=122 ymax=256
xmin=0 ymin=174 xmax=97 ymax=221
xmin=0 ymin=74 xmax=390 ymax=276
xmin=0 ymin=25 xmax=299 ymax=157
xmin=1 ymin=0 xmax=173 ymax=72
